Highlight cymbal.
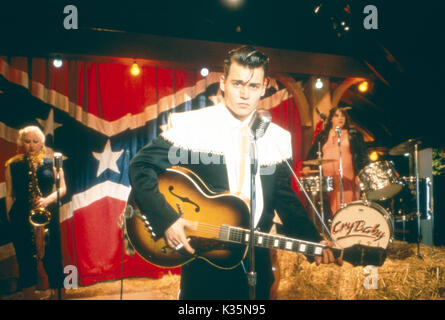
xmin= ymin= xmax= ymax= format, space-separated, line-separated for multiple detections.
xmin=389 ymin=138 xmax=421 ymax=156
xmin=303 ymin=159 xmax=337 ymax=166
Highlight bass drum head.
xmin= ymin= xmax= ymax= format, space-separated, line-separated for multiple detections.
xmin=330 ymin=201 xmax=392 ymax=249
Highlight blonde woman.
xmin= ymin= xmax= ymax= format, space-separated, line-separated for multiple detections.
xmin=5 ymin=125 xmax=66 ymax=300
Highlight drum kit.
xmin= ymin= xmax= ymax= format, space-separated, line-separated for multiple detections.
xmin=300 ymin=138 xmax=432 ymax=261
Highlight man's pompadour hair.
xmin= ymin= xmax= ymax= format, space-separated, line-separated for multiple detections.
xmin=223 ymin=45 xmax=269 ymax=78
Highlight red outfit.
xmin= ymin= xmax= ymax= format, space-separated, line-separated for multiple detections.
xmin=322 ymin=130 xmax=360 ymax=215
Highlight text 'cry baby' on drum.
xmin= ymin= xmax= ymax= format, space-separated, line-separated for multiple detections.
xmin=358 ymin=160 xmax=403 ymax=201
xmin=330 ymin=201 xmax=393 ymax=250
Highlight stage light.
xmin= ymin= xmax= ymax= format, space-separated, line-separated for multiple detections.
xmin=221 ymin=0 xmax=245 ymax=9
xmin=200 ymin=68 xmax=209 ymax=77
xmin=53 ymin=58 xmax=63 ymax=68
xmin=314 ymin=2 xmax=323 ymax=14
xmin=369 ymin=151 xmax=379 ymax=162
xmin=358 ymin=81 xmax=369 ymax=93
xmin=315 ymin=78 xmax=323 ymax=89
xmin=130 ymin=62 xmax=141 ymax=76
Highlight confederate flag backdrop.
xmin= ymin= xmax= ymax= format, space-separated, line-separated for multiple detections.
xmin=0 ymin=56 xmax=303 ymax=287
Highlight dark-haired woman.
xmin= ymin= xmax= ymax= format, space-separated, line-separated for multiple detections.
xmin=302 ymin=107 xmax=368 ymax=216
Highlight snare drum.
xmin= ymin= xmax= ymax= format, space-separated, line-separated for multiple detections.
xmin=358 ymin=160 xmax=403 ymax=201
xmin=330 ymin=201 xmax=392 ymax=250
xmin=299 ymin=176 xmax=333 ymax=194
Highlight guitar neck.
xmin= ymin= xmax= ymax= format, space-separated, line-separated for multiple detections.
xmin=218 ymin=224 xmax=334 ymax=257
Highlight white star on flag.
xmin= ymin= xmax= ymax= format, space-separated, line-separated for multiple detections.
xmin=92 ymin=139 xmax=124 ymax=177
xmin=36 ymin=108 xmax=63 ymax=137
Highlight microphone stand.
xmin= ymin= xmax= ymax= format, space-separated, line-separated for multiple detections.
xmin=317 ymin=142 xmax=325 ymax=234
xmin=56 ymin=168 xmax=61 ymax=207
xmin=284 ymin=160 xmax=335 ymax=242
xmin=248 ymin=138 xmax=258 ymax=300
xmin=55 ymin=155 xmax=62 ymax=300
xmin=337 ymin=128 xmax=345 ymax=209
xmin=245 ymin=108 xmax=272 ymax=300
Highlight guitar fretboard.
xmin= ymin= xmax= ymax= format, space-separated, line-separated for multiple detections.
xmin=219 ymin=225 xmax=325 ymax=257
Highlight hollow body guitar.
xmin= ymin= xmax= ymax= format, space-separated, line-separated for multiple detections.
xmin=125 ymin=166 xmax=350 ymax=269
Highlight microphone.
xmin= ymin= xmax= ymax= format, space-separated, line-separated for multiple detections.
xmin=335 ymin=126 xmax=342 ymax=137
xmin=54 ymin=152 xmax=63 ymax=172
xmin=248 ymin=109 xmax=272 ymax=140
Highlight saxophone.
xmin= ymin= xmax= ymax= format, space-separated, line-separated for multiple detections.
xmin=27 ymin=155 xmax=52 ymax=260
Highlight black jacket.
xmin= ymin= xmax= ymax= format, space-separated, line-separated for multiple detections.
xmin=128 ymin=104 xmax=323 ymax=300
xmin=129 ymin=136 xmax=322 ymax=243
xmin=306 ymin=128 xmax=369 ymax=175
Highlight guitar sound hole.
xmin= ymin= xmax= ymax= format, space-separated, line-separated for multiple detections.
xmin=168 ymin=185 xmax=200 ymax=213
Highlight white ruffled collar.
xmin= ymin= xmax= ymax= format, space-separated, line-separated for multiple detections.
xmin=161 ymin=103 xmax=292 ymax=167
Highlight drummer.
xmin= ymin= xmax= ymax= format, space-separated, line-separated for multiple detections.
xmin=302 ymin=107 xmax=369 ymax=215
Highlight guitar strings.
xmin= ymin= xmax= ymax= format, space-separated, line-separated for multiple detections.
xmin=186 ymin=223 xmax=332 ymax=257
xmin=190 ymin=221 xmax=310 ymax=249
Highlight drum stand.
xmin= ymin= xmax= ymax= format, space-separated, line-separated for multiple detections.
xmin=337 ymin=130 xmax=345 ymax=209
xmin=389 ymin=138 xmax=423 ymax=257
xmin=317 ymin=143 xmax=326 ymax=234
xmin=413 ymin=143 xmax=423 ymax=259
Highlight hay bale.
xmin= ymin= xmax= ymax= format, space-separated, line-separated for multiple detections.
xmin=276 ymin=241 xmax=445 ymax=300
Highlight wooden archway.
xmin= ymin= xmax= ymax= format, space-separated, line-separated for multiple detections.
xmin=276 ymin=74 xmax=375 ymax=154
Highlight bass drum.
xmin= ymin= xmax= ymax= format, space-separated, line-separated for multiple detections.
xmin=330 ymin=201 xmax=393 ymax=250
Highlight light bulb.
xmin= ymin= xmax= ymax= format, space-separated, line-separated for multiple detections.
xmin=369 ymin=151 xmax=379 ymax=162
xmin=53 ymin=59 xmax=63 ymax=68
xmin=200 ymin=68 xmax=209 ymax=77
xmin=358 ymin=81 xmax=369 ymax=92
xmin=130 ymin=63 xmax=141 ymax=76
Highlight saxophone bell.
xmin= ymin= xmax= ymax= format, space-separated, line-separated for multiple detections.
xmin=29 ymin=207 xmax=51 ymax=260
